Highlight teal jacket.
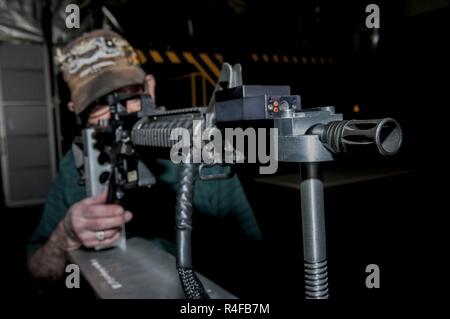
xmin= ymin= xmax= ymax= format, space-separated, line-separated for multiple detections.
xmin=28 ymin=149 xmax=262 ymax=254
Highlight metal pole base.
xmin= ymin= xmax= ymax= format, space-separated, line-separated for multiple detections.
xmin=300 ymin=162 xmax=329 ymax=299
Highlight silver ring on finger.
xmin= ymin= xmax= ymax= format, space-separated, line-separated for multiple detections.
xmin=96 ymin=230 xmax=105 ymax=241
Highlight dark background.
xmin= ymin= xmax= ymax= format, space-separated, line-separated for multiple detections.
xmin=4 ymin=0 xmax=448 ymax=306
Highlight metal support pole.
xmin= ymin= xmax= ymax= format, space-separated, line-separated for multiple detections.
xmin=300 ymin=162 xmax=329 ymax=299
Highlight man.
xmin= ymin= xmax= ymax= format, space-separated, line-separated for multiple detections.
xmin=27 ymin=30 xmax=261 ymax=283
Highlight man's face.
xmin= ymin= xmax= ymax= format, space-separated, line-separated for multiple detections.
xmin=87 ymin=85 xmax=143 ymax=126
xmin=68 ymin=74 xmax=156 ymax=126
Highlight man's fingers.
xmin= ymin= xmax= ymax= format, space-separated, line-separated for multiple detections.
xmin=83 ymin=204 xmax=124 ymax=219
xmin=84 ymin=211 xmax=133 ymax=231
xmin=82 ymin=191 xmax=107 ymax=205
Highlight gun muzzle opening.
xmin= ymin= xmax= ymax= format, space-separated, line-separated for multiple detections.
xmin=311 ymin=117 xmax=403 ymax=156
xmin=374 ymin=118 xmax=402 ymax=156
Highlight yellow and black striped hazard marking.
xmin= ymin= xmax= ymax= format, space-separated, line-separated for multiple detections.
xmin=136 ymin=49 xmax=223 ymax=86
xmin=250 ymin=52 xmax=334 ymax=64
xmin=136 ymin=49 xmax=335 ymax=83
xmin=137 ymin=49 xmax=334 ymax=66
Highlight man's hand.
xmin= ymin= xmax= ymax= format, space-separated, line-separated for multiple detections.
xmin=28 ymin=192 xmax=132 ymax=281
xmin=63 ymin=192 xmax=133 ymax=250
xmin=125 ymin=74 xmax=156 ymax=112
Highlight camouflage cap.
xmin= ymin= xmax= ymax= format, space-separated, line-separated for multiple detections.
xmin=58 ymin=29 xmax=145 ymax=114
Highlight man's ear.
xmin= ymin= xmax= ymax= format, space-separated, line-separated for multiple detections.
xmin=144 ymin=74 xmax=156 ymax=103
xmin=68 ymin=101 xmax=76 ymax=113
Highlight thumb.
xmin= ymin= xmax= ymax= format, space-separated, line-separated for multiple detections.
xmin=82 ymin=191 xmax=108 ymax=205
xmin=67 ymin=101 xmax=75 ymax=113
xmin=144 ymin=74 xmax=156 ymax=103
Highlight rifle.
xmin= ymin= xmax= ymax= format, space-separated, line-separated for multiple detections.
xmin=79 ymin=63 xmax=402 ymax=299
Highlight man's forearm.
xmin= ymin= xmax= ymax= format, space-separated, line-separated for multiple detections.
xmin=27 ymin=221 xmax=79 ymax=281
